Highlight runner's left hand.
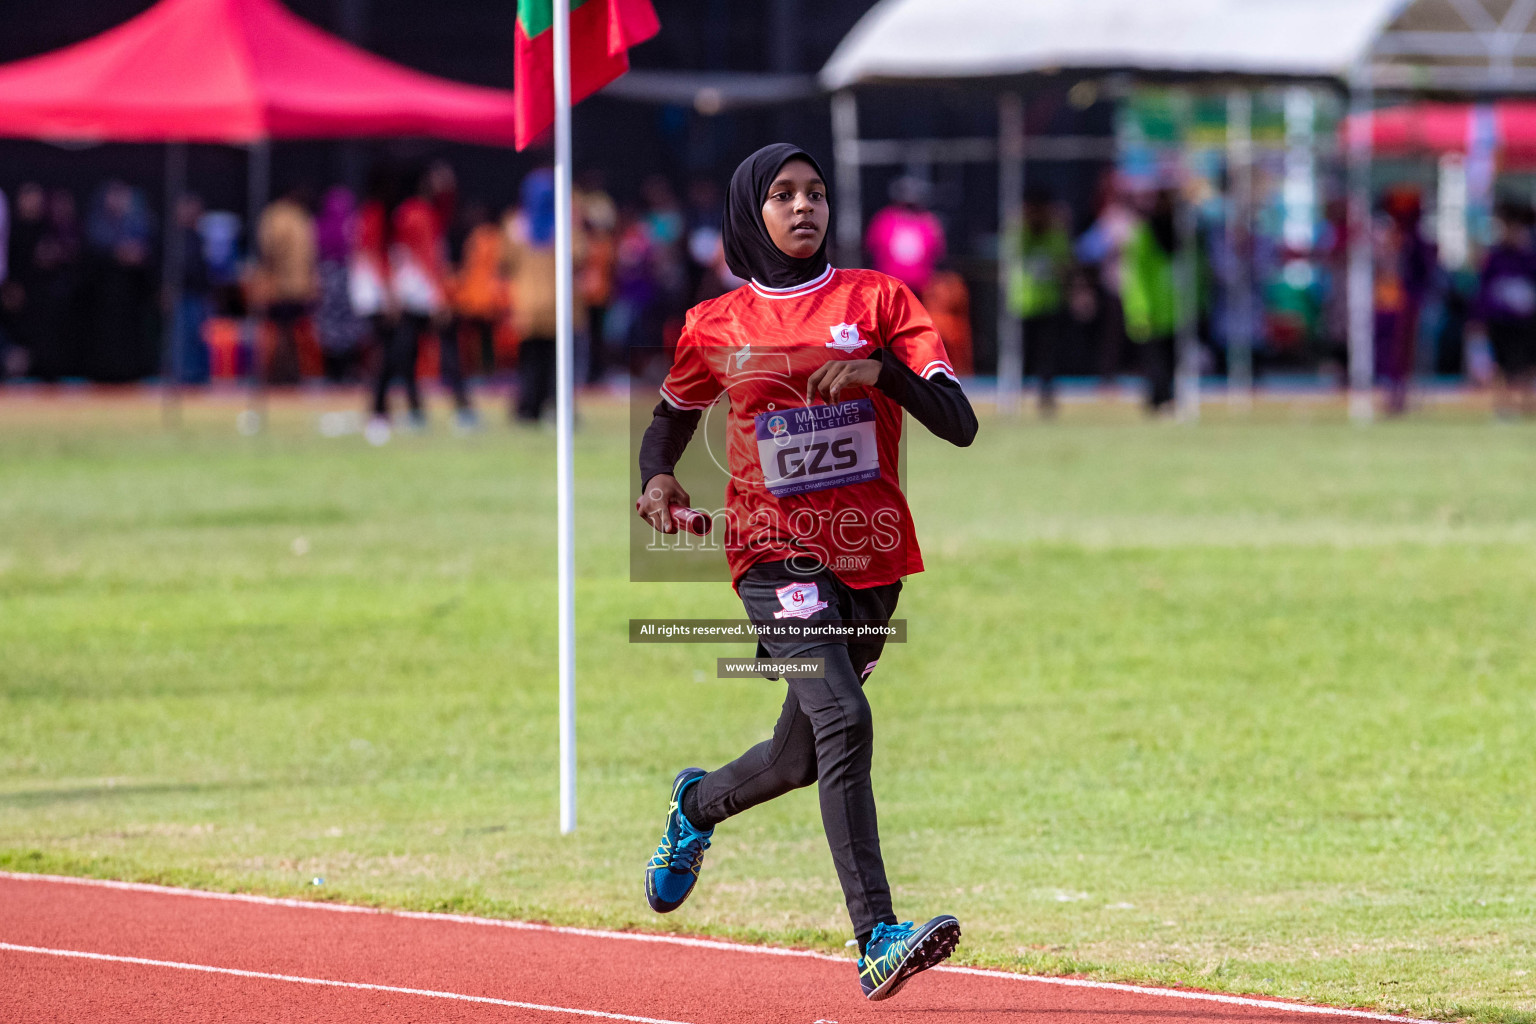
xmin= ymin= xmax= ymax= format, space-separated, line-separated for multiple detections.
xmin=806 ymin=358 xmax=880 ymax=405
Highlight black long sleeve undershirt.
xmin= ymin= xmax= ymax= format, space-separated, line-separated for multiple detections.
xmin=869 ymin=347 xmax=979 ymax=448
xmin=638 ymin=353 xmax=978 ymax=491
xmin=639 ymin=400 xmax=702 ymax=492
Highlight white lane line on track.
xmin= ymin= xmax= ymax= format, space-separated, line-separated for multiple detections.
xmin=0 ymin=872 xmax=1438 ymax=1024
xmin=0 ymin=942 xmax=695 ymax=1024
xmin=0 ymin=871 xmax=833 ymax=960
xmin=932 ymin=966 xmax=1436 ymax=1023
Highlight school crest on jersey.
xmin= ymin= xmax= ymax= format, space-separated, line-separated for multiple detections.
xmin=773 ymin=581 xmax=829 ymax=619
xmin=827 ymin=323 xmax=868 ymax=352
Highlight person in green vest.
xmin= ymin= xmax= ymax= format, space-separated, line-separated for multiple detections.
xmin=1121 ymin=188 xmax=1182 ymax=412
xmin=1009 ymin=187 xmax=1074 ymax=415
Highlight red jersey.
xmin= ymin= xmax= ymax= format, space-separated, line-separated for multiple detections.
xmin=660 ymin=266 xmax=956 ymax=589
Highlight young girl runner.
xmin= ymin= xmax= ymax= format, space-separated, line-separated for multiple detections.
xmin=636 ymin=144 xmax=978 ymax=1001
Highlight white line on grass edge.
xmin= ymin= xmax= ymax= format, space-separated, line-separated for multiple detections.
xmin=0 ymin=871 xmax=1438 ymax=1024
xmin=0 ymin=942 xmax=693 ymax=1024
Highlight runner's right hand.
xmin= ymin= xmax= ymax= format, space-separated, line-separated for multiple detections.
xmin=637 ymin=474 xmax=691 ymax=534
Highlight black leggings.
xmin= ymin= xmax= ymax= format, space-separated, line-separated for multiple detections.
xmin=1025 ymin=312 xmax=1064 ymax=405
xmin=461 ymin=317 xmax=498 ymax=378
xmin=1140 ymin=334 xmax=1176 ymax=411
xmin=690 ymin=563 xmax=901 ymax=938
xmin=371 ymin=314 xmax=421 ymax=417
xmin=372 ymin=313 xmax=472 ymax=417
xmin=515 ymin=335 xmax=557 ymax=422
xmin=437 ymin=318 xmax=472 ymax=411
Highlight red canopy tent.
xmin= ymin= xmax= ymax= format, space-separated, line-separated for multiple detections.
xmin=1344 ymin=101 xmax=1536 ymax=170
xmin=0 ymin=0 xmax=520 ymax=145
xmin=0 ymin=0 xmax=523 ymax=401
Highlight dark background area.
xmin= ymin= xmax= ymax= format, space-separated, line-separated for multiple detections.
xmin=0 ymin=0 xmax=1116 ymax=377
xmin=0 ymin=0 xmax=1110 ymax=236
xmin=0 ymin=0 xmax=883 ymax=214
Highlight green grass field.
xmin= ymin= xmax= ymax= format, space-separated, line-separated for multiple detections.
xmin=1 ymin=391 xmax=1533 ymax=1023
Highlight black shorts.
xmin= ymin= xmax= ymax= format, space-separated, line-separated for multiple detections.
xmin=1488 ymin=319 xmax=1536 ymax=376
xmin=738 ymin=559 xmax=901 ymax=679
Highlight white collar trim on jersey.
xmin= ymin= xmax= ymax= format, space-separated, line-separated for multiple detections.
xmin=748 ymin=265 xmax=835 ymax=299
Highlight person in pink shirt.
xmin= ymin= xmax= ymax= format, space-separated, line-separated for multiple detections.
xmin=864 ymin=177 xmax=946 ymax=293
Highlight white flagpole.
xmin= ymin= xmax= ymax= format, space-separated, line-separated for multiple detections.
xmin=1346 ymin=64 xmax=1376 ymax=424
xmin=552 ymin=0 xmax=578 ymax=834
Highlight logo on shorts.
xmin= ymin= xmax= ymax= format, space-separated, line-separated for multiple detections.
xmin=773 ymin=581 xmax=829 ymax=619
xmin=827 ymin=323 xmax=868 ymax=352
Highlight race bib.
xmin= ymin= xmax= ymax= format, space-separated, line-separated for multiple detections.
xmin=755 ymin=399 xmax=881 ymax=498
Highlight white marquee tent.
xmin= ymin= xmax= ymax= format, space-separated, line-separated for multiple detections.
xmin=826 ymin=0 xmax=1536 ymax=94
xmin=821 ymin=0 xmax=1536 ymax=418
xmin=822 ymin=0 xmax=1398 ymax=87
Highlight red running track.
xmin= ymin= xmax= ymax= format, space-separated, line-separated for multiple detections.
xmin=0 ymin=872 xmax=1433 ymax=1024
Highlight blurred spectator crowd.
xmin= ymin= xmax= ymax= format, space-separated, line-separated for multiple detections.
xmin=0 ymin=162 xmax=753 ymax=435
xmin=3 ymin=162 xmax=1536 ymax=422
xmin=869 ymin=170 xmax=1536 ymax=418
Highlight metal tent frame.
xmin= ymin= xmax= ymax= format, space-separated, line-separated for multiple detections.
xmin=830 ymin=89 xmax=1116 ymax=415
xmin=823 ymin=0 xmax=1536 ymax=421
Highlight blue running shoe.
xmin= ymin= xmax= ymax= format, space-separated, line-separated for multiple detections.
xmin=858 ymin=915 xmax=961 ymax=1001
xmin=644 ymin=768 xmax=713 ymax=913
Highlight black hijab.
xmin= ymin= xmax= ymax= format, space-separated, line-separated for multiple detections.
xmin=722 ymin=143 xmax=831 ymax=289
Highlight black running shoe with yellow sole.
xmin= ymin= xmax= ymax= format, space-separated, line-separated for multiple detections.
xmin=857 ymin=915 xmax=961 ymax=1001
